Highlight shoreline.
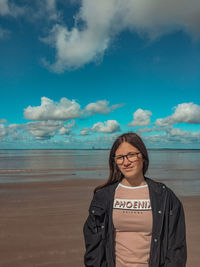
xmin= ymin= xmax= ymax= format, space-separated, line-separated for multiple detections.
xmin=0 ymin=179 xmax=199 ymax=266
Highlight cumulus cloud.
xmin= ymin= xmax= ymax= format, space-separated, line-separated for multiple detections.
xmin=81 ymin=120 xmax=120 ymax=135
xmin=0 ymin=119 xmax=76 ymax=142
xmin=0 ymin=124 xmax=7 ymax=140
xmin=0 ymin=0 xmax=25 ymax=17
xmin=155 ymin=103 xmax=200 ymax=126
xmin=92 ymin=120 xmax=120 ymax=133
xmin=42 ymin=0 xmax=200 ymax=72
xmin=58 ymin=120 xmax=75 ymax=135
xmin=7 ymin=124 xmax=27 ymax=140
xmin=129 ymin=109 xmax=152 ymax=126
xmin=0 ymin=123 xmax=26 ymax=141
xmin=25 ymin=120 xmax=63 ymax=140
xmin=24 ymin=97 xmax=122 ymax=121
xmin=59 ymin=127 xmax=70 ymax=135
xmin=84 ymin=100 xmax=123 ymax=115
xmin=142 ymin=127 xmax=200 ymax=146
xmin=24 ymin=97 xmax=81 ymax=121
xmin=80 ymin=128 xmax=90 ymax=136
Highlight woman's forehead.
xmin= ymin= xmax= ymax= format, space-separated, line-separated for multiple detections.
xmin=115 ymin=142 xmax=139 ymax=154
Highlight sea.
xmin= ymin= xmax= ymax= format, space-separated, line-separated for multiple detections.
xmin=0 ymin=149 xmax=200 ymax=196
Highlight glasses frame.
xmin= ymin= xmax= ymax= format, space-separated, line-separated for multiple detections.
xmin=114 ymin=152 xmax=141 ymax=165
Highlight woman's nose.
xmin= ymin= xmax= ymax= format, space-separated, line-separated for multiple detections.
xmin=123 ymin=157 xmax=131 ymax=165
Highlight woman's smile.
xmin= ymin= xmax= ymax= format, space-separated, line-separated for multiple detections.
xmin=123 ymin=166 xmax=134 ymax=171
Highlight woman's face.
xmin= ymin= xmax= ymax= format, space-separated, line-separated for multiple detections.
xmin=115 ymin=142 xmax=144 ymax=180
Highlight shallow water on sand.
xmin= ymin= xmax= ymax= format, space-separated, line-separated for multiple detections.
xmin=0 ymin=149 xmax=200 ymax=196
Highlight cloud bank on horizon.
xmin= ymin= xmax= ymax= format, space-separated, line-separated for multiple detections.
xmin=1 ymin=97 xmax=200 ymax=148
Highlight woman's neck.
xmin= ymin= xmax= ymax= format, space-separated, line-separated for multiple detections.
xmin=121 ymin=175 xmax=146 ymax=187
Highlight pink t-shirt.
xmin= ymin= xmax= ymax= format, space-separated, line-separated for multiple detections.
xmin=113 ymin=183 xmax=153 ymax=267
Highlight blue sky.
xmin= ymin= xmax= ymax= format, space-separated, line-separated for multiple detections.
xmin=0 ymin=0 xmax=200 ymax=149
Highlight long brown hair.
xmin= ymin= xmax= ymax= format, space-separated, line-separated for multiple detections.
xmin=94 ymin=132 xmax=149 ymax=193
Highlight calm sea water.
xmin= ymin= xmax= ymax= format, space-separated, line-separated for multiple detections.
xmin=0 ymin=149 xmax=200 ymax=196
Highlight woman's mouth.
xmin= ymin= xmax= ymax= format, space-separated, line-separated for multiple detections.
xmin=123 ymin=167 xmax=133 ymax=171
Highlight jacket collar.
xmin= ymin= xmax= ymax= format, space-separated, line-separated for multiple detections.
xmin=145 ymin=177 xmax=165 ymax=195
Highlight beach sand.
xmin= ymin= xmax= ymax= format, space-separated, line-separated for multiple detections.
xmin=0 ymin=179 xmax=199 ymax=267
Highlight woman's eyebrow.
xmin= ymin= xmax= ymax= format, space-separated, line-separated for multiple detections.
xmin=115 ymin=152 xmax=138 ymax=156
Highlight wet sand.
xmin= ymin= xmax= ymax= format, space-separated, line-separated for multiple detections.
xmin=0 ymin=179 xmax=199 ymax=267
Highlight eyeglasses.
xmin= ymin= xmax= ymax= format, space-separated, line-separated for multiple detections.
xmin=114 ymin=152 xmax=141 ymax=165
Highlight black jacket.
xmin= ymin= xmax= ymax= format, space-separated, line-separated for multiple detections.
xmin=83 ymin=177 xmax=187 ymax=267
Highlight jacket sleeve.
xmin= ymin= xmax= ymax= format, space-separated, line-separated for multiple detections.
xmin=83 ymin=191 xmax=107 ymax=267
xmin=165 ymin=192 xmax=187 ymax=267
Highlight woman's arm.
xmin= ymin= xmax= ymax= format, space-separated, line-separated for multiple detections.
xmin=83 ymin=191 xmax=107 ymax=267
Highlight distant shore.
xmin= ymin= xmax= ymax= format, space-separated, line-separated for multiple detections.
xmin=0 ymin=178 xmax=199 ymax=267
xmin=1 ymin=148 xmax=200 ymax=150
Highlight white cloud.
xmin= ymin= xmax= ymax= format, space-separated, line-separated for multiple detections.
xmin=1 ymin=119 xmax=200 ymax=148
xmin=24 ymin=97 xmax=122 ymax=121
xmin=155 ymin=103 xmax=200 ymax=126
xmin=142 ymin=127 xmax=200 ymax=147
xmin=80 ymin=128 xmax=90 ymax=136
xmin=80 ymin=120 xmax=120 ymax=135
xmin=58 ymin=120 xmax=75 ymax=135
xmin=0 ymin=123 xmax=26 ymax=141
xmin=0 ymin=119 xmax=75 ymax=141
xmin=129 ymin=108 xmax=152 ymax=126
xmin=7 ymin=124 xmax=26 ymax=140
xmin=0 ymin=124 xmax=7 ymax=140
xmin=25 ymin=120 xmax=63 ymax=140
xmin=24 ymin=97 xmax=81 ymax=121
xmin=0 ymin=0 xmax=25 ymax=17
xmin=59 ymin=127 xmax=70 ymax=135
xmin=92 ymin=120 xmax=120 ymax=133
xmin=84 ymin=100 xmax=123 ymax=115
xmin=42 ymin=0 xmax=200 ymax=72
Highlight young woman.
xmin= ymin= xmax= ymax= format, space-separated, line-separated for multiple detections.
xmin=83 ymin=132 xmax=187 ymax=267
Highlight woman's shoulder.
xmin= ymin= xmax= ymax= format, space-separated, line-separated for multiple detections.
xmin=91 ymin=181 xmax=119 ymax=206
xmin=96 ymin=181 xmax=119 ymax=194
xmin=146 ymin=177 xmax=182 ymax=206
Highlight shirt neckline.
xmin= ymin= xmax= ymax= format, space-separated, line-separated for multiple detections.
xmin=118 ymin=183 xmax=148 ymax=189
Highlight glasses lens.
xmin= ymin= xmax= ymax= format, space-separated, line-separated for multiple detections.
xmin=127 ymin=154 xmax=135 ymax=161
xmin=115 ymin=156 xmax=123 ymax=164
xmin=127 ymin=152 xmax=140 ymax=162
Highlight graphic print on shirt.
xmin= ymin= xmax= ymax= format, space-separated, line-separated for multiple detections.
xmin=114 ymin=198 xmax=151 ymax=211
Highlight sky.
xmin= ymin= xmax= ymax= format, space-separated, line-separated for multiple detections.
xmin=0 ymin=0 xmax=200 ymax=149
